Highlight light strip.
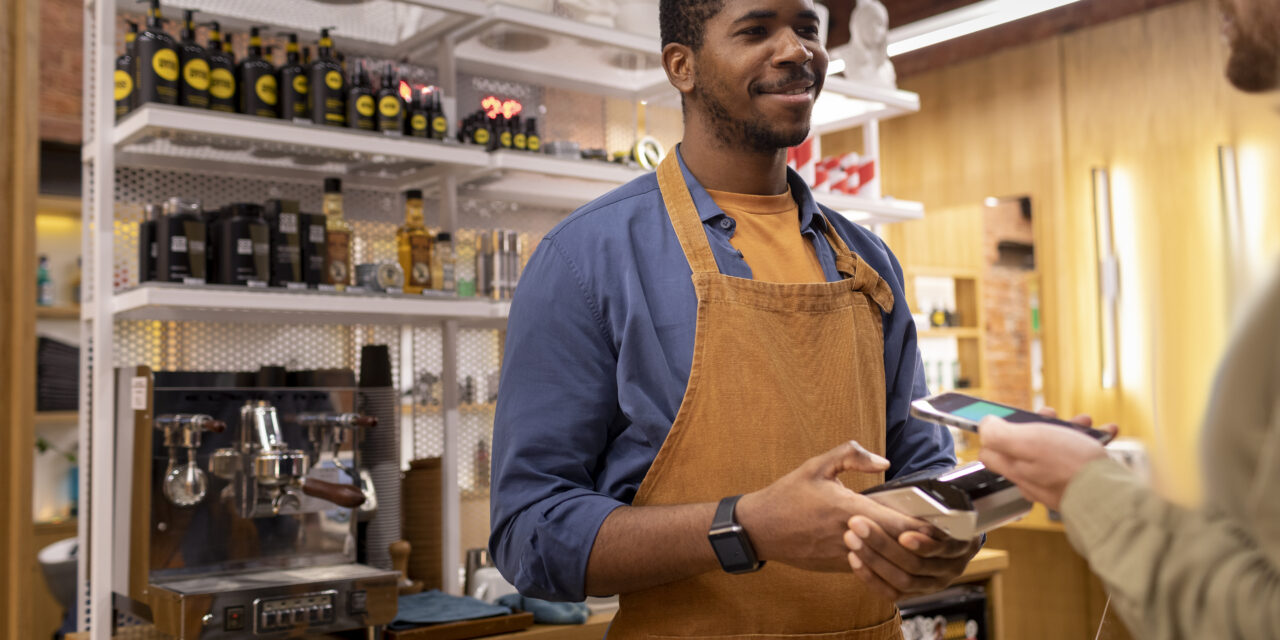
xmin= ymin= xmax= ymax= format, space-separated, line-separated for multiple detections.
xmin=887 ymin=0 xmax=1086 ymax=57
xmin=1092 ymin=168 xmax=1119 ymax=390
xmin=1218 ymin=145 xmax=1247 ymax=310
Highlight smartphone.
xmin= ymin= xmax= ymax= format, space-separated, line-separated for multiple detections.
xmin=911 ymin=392 xmax=1114 ymax=444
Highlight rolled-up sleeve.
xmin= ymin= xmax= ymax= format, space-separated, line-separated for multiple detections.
xmin=878 ymin=243 xmax=956 ymax=479
xmin=488 ymin=236 xmax=625 ymax=602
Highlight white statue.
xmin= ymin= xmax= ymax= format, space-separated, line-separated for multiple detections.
xmin=838 ymin=0 xmax=896 ymax=88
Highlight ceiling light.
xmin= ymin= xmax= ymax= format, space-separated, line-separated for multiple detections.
xmin=887 ymin=0 xmax=1085 ymax=57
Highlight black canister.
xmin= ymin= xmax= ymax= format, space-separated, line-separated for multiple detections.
xmin=213 ymin=203 xmax=270 ymax=286
xmin=156 ymin=197 xmax=208 ymax=283
xmin=263 ymin=199 xmax=306 ymax=287
xmin=302 ymin=212 xmax=327 ymax=288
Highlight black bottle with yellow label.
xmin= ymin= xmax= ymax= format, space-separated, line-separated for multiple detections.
xmin=115 ymin=21 xmax=139 ymax=120
xmin=512 ymin=115 xmax=527 ymax=150
xmin=277 ymin=33 xmax=308 ymax=122
xmin=376 ymin=62 xmax=404 ymax=135
xmin=309 ymin=27 xmax=346 ymax=127
xmin=498 ymin=116 xmax=514 ymax=150
xmin=429 ymin=90 xmax=449 ymax=141
xmin=347 ymin=59 xmax=376 ymax=131
xmin=134 ymin=0 xmax=178 ymax=106
xmin=176 ymin=10 xmax=209 ymax=109
xmin=237 ymin=26 xmax=278 ymax=118
xmin=525 ymin=117 xmax=541 ymax=153
xmin=405 ymin=87 xmax=429 ymax=138
xmin=203 ymin=22 xmax=235 ymax=112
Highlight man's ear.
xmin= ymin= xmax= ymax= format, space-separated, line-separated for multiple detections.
xmin=662 ymin=43 xmax=695 ymax=99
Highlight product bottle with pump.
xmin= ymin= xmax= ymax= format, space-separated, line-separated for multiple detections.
xmin=276 ymin=33 xmax=308 ymax=122
xmin=203 ymin=22 xmax=235 ymax=112
xmin=309 ymin=28 xmax=346 ymax=126
xmin=176 ymin=10 xmax=210 ymax=108
xmin=115 ymin=21 xmax=139 ymax=120
xmin=430 ymin=90 xmax=449 ymax=141
xmin=347 ymin=60 xmax=375 ymax=131
xmin=237 ymin=26 xmax=277 ymax=118
xmin=376 ymin=62 xmax=404 ymax=135
xmin=322 ymin=178 xmax=353 ymax=290
xmin=134 ymin=0 xmax=179 ymax=106
xmin=157 ymin=197 xmax=208 ymax=284
xmin=396 ymin=190 xmax=432 ymax=294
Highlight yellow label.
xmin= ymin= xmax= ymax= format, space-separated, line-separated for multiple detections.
xmin=152 ymin=48 xmax=179 ymax=82
xmin=432 ymin=116 xmax=447 ymax=134
xmin=114 ymin=70 xmax=133 ymax=101
xmin=475 ymin=128 xmax=491 ymax=145
xmin=183 ymin=58 xmax=210 ymax=90
xmin=325 ymin=70 xmax=343 ymax=91
xmin=356 ymin=95 xmax=375 ymax=117
xmin=287 ymin=42 xmax=299 ymax=53
xmin=528 ymin=135 xmax=541 ymax=152
xmin=500 ymin=131 xmax=513 ymax=147
xmin=378 ymin=95 xmax=401 ymax=118
xmin=210 ymin=68 xmax=234 ymax=99
xmin=515 ymin=133 xmax=527 ymax=149
xmin=292 ymin=74 xmax=308 ymax=95
xmin=256 ymin=74 xmax=278 ymax=105
xmin=411 ymin=114 xmax=427 ymax=131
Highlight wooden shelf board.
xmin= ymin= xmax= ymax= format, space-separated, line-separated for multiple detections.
xmin=36 ymin=305 xmax=80 ymax=320
xmin=35 ymin=411 xmax=79 ymax=425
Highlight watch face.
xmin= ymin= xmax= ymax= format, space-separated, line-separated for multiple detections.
xmin=709 ymin=527 xmax=754 ymax=571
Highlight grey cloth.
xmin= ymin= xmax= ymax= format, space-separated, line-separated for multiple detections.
xmin=496 ymin=594 xmax=590 ymax=624
xmin=389 ymin=590 xmax=513 ymax=630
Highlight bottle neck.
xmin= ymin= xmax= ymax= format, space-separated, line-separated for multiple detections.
xmin=182 ymin=21 xmax=195 ymax=42
xmin=147 ymin=6 xmax=163 ymax=30
xmin=286 ymin=43 xmax=299 ymax=63
xmin=318 ymin=37 xmax=333 ymax=60
xmin=207 ymin=31 xmax=221 ymax=48
xmin=248 ymin=35 xmax=262 ymax=58
xmin=404 ymin=199 xmax=424 ymax=227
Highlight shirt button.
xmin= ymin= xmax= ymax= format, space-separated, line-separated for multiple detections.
xmin=719 ymin=219 xmax=733 ymax=230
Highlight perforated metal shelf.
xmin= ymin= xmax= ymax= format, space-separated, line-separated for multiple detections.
xmin=106 ymin=282 xmax=510 ymax=328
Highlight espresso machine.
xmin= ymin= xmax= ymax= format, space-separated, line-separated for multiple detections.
xmin=113 ymin=366 xmax=399 ymax=638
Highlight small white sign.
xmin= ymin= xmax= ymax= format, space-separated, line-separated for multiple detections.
xmin=285 ymin=282 xmax=308 ymax=290
xmin=237 ymin=238 xmax=254 ymax=255
xmin=247 ymin=280 xmax=268 ymax=288
xmin=279 ymin=213 xmax=298 ymax=234
xmin=310 ymin=226 xmax=326 ymax=244
xmin=171 ymin=235 xmax=188 ymax=253
xmin=130 ymin=376 xmax=148 ymax=411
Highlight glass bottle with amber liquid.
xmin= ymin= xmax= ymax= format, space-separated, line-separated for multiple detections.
xmin=396 ymin=190 xmax=433 ymax=294
xmin=322 ymin=178 xmax=353 ymax=291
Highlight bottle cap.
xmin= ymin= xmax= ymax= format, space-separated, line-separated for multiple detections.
xmin=405 ymin=189 xmax=423 ymax=200
xmin=324 ymin=177 xmax=342 ymax=193
xmin=436 ymin=232 xmax=452 ymax=242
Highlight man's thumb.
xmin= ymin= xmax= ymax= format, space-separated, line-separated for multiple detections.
xmin=815 ymin=440 xmax=890 ymax=479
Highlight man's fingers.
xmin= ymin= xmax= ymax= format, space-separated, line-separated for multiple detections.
xmin=814 ymin=440 xmax=890 ymax=480
xmin=899 ymin=531 xmax=976 ymax=559
xmin=847 ymin=552 xmax=902 ymax=602
xmin=847 ymin=516 xmax=951 ymax=580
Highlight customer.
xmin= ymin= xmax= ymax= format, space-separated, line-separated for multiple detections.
xmin=489 ymin=0 xmax=977 ymax=637
xmin=974 ymin=1 xmax=1280 ymax=637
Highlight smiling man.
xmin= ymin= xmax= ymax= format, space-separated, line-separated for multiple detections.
xmin=489 ymin=1 xmax=973 ymax=637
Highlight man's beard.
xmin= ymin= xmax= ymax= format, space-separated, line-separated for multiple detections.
xmin=693 ymin=74 xmax=812 ymax=153
xmin=1223 ymin=5 xmax=1280 ymax=92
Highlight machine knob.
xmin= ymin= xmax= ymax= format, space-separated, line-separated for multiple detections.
xmin=309 ymin=605 xmax=321 ymax=623
xmin=321 ymin=603 xmax=333 ymax=621
xmin=202 ymin=613 xmax=214 ymax=627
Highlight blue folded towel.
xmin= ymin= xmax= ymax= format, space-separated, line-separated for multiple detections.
xmin=389 ymin=590 xmax=513 ymax=630
xmin=495 ymin=594 xmax=591 ymax=625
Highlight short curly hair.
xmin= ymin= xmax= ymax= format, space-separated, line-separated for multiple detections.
xmin=659 ymin=0 xmax=726 ymax=50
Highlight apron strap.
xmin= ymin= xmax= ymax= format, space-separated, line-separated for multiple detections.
xmin=820 ymin=219 xmax=896 ymax=315
xmin=657 ymin=152 xmax=722 ymax=275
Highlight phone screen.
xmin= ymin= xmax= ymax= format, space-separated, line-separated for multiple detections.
xmin=915 ymin=392 xmax=1113 ymax=443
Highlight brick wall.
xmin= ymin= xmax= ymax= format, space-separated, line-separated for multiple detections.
xmin=983 ymin=200 xmax=1035 ymax=409
xmin=39 ymin=0 xmax=83 ymax=143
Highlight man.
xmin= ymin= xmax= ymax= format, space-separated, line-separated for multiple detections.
xmin=489 ymin=1 xmax=978 ymax=637
xmin=972 ymin=1 xmax=1280 ymax=637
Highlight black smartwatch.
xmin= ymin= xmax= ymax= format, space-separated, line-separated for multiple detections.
xmin=708 ymin=495 xmax=764 ymax=574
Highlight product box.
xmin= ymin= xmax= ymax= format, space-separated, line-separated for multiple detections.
xmin=263 ymin=199 xmax=307 ymax=288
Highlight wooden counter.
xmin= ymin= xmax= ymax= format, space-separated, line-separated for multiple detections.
xmin=68 ymin=550 xmax=1009 ymax=640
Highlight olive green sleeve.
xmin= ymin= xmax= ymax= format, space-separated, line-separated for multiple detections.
xmin=1059 ymin=457 xmax=1280 ymax=639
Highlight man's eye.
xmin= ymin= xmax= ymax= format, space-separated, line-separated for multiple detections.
xmin=798 ymin=26 xmax=820 ymax=39
xmin=737 ymin=26 xmax=767 ymax=36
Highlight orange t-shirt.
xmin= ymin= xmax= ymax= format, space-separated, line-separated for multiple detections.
xmin=705 ymin=188 xmax=825 ymax=284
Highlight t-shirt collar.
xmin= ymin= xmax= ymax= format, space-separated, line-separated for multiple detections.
xmin=674 ymin=144 xmax=831 ymax=234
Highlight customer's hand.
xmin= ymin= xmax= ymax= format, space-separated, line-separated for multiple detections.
xmin=978 ymin=408 xmax=1118 ymax=511
xmin=736 ymin=441 xmax=932 ymax=573
xmin=844 ymin=517 xmax=982 ymax=602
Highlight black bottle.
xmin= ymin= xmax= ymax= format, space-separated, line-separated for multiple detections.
xmin=134 ymin=0 xmax=178 ymax=106
xmin=302 ymin=212 xmax=327 ymax=288
xmin=156 ymin=197 xmax=208 ymax=284
xmin=512 ymin=115 xmax=526 ymax=151
xmin=263 ymin=199 xmax=306 ymax=287
xmin=176 ymin=10 xmax=209 ymax=108
xmin=213 ymin=203 xmax=270 ymax=286
xmin=276 ymin=33 xmax=308 ymax=122
xmin=405 ymin=87 xmax=429 ymax=138
xmin=525 ymin=117 xmax=541 ymax=153
xmin=115 ymin=21 xmax=139 ymax=120
xmin=347 ymin=59 xmax=375 ymax=131
xmin=309 ymin=27 xmax=346 ymax=127
xmin=376 ymin=62 xmax=404 ymax=135
xmin=138 ymin=203 xmax=160 ymax=283
xmin=497 ymin=116 xmax=514 ymax=150
xmin=203 ymin=22 xmax=235 ymax=112
xmin=429 ymin=90 xmax=448 ymax=141
xmin=237 ymin=27 xmax=277 ymax=118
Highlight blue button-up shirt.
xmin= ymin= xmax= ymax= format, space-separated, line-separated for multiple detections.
xmin=489 ymin=150 xmax=955 ymax=602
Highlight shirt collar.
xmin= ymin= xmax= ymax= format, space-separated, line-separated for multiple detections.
xmin=674 ymin=144 xmax=832 ymax=235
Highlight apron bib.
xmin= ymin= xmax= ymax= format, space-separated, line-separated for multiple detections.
xmin=607 ymin=155 xmax=903 ymax=640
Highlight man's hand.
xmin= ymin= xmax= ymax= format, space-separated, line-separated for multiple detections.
xmin=844 ymin=517 xmax=982 ymax=602
xmin=736 ymin=441 xmax=932 ymax=573
xmin=978 ymin=408 xmax=1118 ymax=511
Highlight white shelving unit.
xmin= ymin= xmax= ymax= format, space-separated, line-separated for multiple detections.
xmin=79 ymin=2 xmax=927 ymax=638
